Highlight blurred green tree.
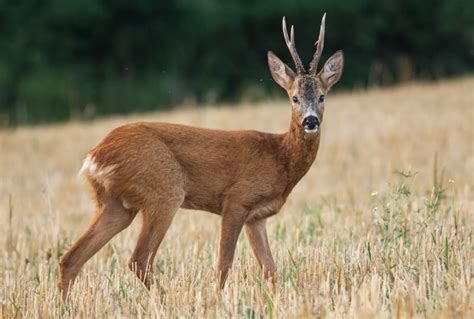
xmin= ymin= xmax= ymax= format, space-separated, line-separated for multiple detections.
xmin=0 ymin=0 xmax=472 ymax=125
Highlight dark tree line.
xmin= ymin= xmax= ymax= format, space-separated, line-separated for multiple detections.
xmin=0 ymin=0 xmax=473 ymax=126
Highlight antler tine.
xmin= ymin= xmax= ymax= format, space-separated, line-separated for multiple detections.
xmin=290 ymin=25 xmax=295 ymax=47
xmin=282 ymin=16 xmax=305 ymax=75
xmin=282 ymin=16 xmax=290 ymax=47
xmin=309 ymin=13 xmax=326 ymax=74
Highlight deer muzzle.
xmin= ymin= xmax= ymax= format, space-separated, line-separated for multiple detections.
xmin=302 ymin=115 xmax=320 ymax=133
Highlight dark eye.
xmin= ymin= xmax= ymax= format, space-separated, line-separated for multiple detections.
xmin=319 ymin=95 xmax=325 ymax=103
xmin=292 ymin=96 xmax=299 ymax=104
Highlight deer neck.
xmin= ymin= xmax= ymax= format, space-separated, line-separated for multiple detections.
xmin=281 ymin=117 xmax=321 ymax=194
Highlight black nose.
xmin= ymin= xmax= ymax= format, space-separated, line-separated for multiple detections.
xmin=302 ymin=116 xmax=320 ymax=130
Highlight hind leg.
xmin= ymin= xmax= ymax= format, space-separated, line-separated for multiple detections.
xmin=59 ymin=191 xmax=137 ymax=299
xmin=128 ymin=192 xmax=184 ymax=288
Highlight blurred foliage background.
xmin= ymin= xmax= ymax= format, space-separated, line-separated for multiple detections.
xmin=0 ymin=0 xmax=473 ymax=126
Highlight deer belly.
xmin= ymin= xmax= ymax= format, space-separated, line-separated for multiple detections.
xmin=181 ymin=196 xmax=222 ymax=215
xmin=247 ymin=198 xmax=285 ymax=222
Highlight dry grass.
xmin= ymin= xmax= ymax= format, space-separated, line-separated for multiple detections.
xmin=0 ymin=77 xmax=473 ymax=318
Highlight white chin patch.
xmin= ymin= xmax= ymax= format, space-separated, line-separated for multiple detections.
xmin=304 ymin=127 xmax=319 ymax=134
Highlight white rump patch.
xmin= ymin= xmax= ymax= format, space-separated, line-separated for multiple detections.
xmin=79 ymin=154 xmax=97 ymax=177
xmin=79 ymin=154 xmax=117 ymax=189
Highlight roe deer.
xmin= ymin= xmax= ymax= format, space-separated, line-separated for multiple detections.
xmin=59 ymin=13 xmax=343 ymax=299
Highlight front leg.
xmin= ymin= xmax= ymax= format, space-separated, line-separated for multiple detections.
xmin=245 ymin=218 xmax=277 ymax=282
xmin=217 ymin=205 xmax=246 ymax=289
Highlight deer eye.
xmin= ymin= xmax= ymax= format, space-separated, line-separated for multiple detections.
xmin=319 ymin=95 xmax=325 ymax=103
xmin=292 ymin=96 xmax=299 ymax=104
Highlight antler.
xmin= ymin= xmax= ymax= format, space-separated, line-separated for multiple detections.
xmin=308 ymin=13 xmax=326 ymax=74
xmin=282 ymin=17 xmax=305 ymax=75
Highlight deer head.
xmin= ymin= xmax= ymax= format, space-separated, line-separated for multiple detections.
xmin=268 ymin=14 xmax=344 ymax=134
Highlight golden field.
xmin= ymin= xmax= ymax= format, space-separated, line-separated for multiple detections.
xmin=0 ymin=77 xmax=473 ymax=318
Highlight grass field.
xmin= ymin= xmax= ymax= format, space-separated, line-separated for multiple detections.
xmin=0 ymin=77 xmax=473 ymax=318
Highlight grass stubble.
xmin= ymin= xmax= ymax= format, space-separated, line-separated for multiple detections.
xmin=0 ymin=77 xmax=473 ymax=318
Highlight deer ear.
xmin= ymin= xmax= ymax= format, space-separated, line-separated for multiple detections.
xmin=268 ymin=51 xmax=295 ymax=90
xmin=319 ymin=51 xmax=344 ymax=90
